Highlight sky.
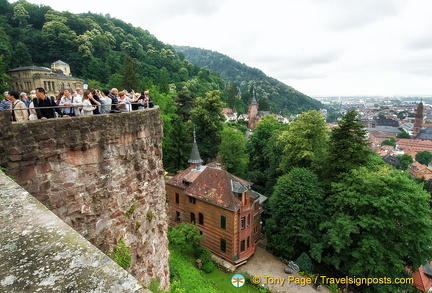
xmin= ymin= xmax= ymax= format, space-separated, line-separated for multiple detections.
xmin=21 ymin=0 xmax=432 ymax=97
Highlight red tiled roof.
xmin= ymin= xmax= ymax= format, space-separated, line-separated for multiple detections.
xmin=222 ymin=107 xmax=234 ymax=115
xmin=411 ymin=266 xmax=432 ymax=292
xmin=410 ymin=161 xmax=427 ymax=171
xmin=166 ymin=165 xmax=259 ymax=211
xmin=185 ymin=167 xmax=242 ymax=211
xmin=166 ymin=167 xmax=198 ymax=189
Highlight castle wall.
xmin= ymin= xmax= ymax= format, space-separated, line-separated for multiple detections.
xmin=0 ymin=109 xmax=169 ymax=290
xmin=0 ymin=171 xmax=147 ymax=293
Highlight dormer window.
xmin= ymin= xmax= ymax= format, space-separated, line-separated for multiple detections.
xmin=182 ymin=180 xmax=191 ymax=186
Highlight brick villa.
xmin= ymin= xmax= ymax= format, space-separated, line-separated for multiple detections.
xmin=166 ymin=134 xmax=267 ymax=265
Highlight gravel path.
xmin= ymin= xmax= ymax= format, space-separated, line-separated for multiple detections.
xmin=236 ymin=246 xmax=331 ymax=293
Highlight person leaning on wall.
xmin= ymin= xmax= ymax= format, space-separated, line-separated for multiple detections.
xmin=9 ymin=90 xmax=29 ymax=122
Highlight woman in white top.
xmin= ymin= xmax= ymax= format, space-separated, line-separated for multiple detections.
xmin=81 ymin=90 xmax=101 ymax=115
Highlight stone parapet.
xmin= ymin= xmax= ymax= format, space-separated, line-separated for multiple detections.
xmin=0 ymin=171 xmax=148 ymax=292
xmin=0 ymin=109 xmax=169 ymax=290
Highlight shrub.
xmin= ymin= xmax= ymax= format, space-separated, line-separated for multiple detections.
xmin=296 ymin=252 xmax=313 ymax=274
xmin=199 ymin=248 xmax=212 ymax=265
xmin=170 ymin=263 xmax=179 ymax=281
xmin=202 ymin=261 xmax=215 ymax=273
xmin=194 ymin=245 xmax=206 ymax=259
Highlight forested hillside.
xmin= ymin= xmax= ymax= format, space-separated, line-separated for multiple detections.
xmin=0 ymin=0 xmax=231 ymax=172
xmin=174 ymin=45 xmax=323 ymax=114
xmin=0 ymin=0 xmax=325 ymax=171
xmin=0 ymin=0 xmax=225 ymax=97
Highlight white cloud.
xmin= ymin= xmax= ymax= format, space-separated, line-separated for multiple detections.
xmin=21 ymin=0 xmax=432 ymax=96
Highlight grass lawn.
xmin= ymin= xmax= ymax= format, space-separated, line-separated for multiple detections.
xmin=168 ymin=246 xmax=264 ymax=293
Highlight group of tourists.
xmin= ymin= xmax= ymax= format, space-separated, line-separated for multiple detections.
xmin=0 ymin=87 xmax=155 ymax=122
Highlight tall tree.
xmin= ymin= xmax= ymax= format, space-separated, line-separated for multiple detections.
xmin=190 ymin=90 xmax=225 ymax=163
xmin=11 ymin=41 xmax=32 ymax=68
xmin=163 ymin=116 xmax=191 ymax=173
xmin=151 ymin=87 xmax=191 ymax=173
xmin=41 ymin=18 xmax=77 ymax=59
xmin=396 ymin=154 xmax=413 ymax=171
xmin=218 ymin=125 xmax=248 ymax=177
xmin=226 ymin=81 xmax=237 ymax=109
xmin=175 ymin=84 xmax=196 ymax=122
xmin=278 ymin=110 xmax=328 ymax=174
xmin=416 ymin=151 xmax=432 ymax=166
xmin=0 ymin=55 xmax=11 ymax=94
xmin=119 ymin=55 xmax=139 ymax=90
xmin=325 ymin=110 xmax=370 ymax=182
xmin=158 ymin=67 xmax=169 ymax=94
xmin=265 ymin=168 xmax=324 ymax=259
xmin=246 ymin=115 xmax=282 ymax=195
xmin=12 ymin=3 xmax=30 ymax=27
xmin=319 ymin=166 xmax=432 ymax=292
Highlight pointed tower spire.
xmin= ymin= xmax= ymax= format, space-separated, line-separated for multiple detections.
xmin=248 ymin=90 xmax=259 ymax=129
xmin=188 ymin=128 xmax=203 ymax=169
xmin=251 ymin=89 xmax=258 ymax=105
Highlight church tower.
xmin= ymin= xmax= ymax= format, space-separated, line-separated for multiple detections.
xmin=247 ymin=91 xmax=259 ymax=129
xmin=413 ymin=101 xmax=424 ymax=138
xmin=188 ymin=129 xmax=203 ymax=169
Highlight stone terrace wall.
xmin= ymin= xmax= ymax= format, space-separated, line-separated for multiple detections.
xmin=0 ymin=171 xmax=148 ymax=293
xmin=0 ymin=109 xmax=169 ymax=290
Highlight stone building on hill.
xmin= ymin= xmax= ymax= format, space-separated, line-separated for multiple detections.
xmin=6 ymin=60 xmax=84 ymax=97
xmin=166 ymin=134 xmax=267 ymax=266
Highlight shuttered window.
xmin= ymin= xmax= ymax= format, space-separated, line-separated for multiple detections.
xmin=221 ymin=215 xmax=226 ymax=229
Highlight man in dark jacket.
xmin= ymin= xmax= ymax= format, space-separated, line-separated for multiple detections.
xmin=33 ymin=87 xmax=63 ymax=119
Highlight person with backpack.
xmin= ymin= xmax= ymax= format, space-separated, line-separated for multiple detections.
xmin=33 ymin=87 xmax=63 ymax=119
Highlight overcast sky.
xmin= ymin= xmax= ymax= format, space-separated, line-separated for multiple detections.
xmin=22 ymin=0 xmax=432 ymax=97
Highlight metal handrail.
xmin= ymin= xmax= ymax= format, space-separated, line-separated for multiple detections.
xmin=4 ymin=102 xmax=152 ymax=110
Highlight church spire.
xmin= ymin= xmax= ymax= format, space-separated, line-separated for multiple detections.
xmin=413 ymin=100 xmax=424 ymax=138
xmin=188 ymin=128 xmax=203 ymax=169
xmin=248 ymin=89 xmax=259 ymax=129
xmin=251 ymin=89 xmax=258 ymax=105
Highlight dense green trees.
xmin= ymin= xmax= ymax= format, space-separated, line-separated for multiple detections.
xmin=218 ymin=125 xmax=248 ymax=176
xmin=258 ymin=109 xmax=432 ymax=292
xmin=265 ymin=168 xmax=324 ymax=259
xmin=278 ymin=110 xmax=328 ymax=173
xmin=190 ymin=90 xmax=225 ymax=163
xmin=319 ymin=166 xmax=432 ymax=292
xmin=246 ymin=115 xmax=286 ymax=195
xmin=0 ymin=0 xmax=225 ymax=96
xmin=326 ymin=110 xmax=371 ymax=181
xmin=416 ymin=151 xmax=432 ymax=166
xmin=168 ymin=223 xmax=204 ymax=253
xmin=174 ymin=45 xmax=324 ymax=115
xmin=396 ymin=129 xmax=410 ymax=139
xmin=396 ymin=154 xmax=413 ymax=170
